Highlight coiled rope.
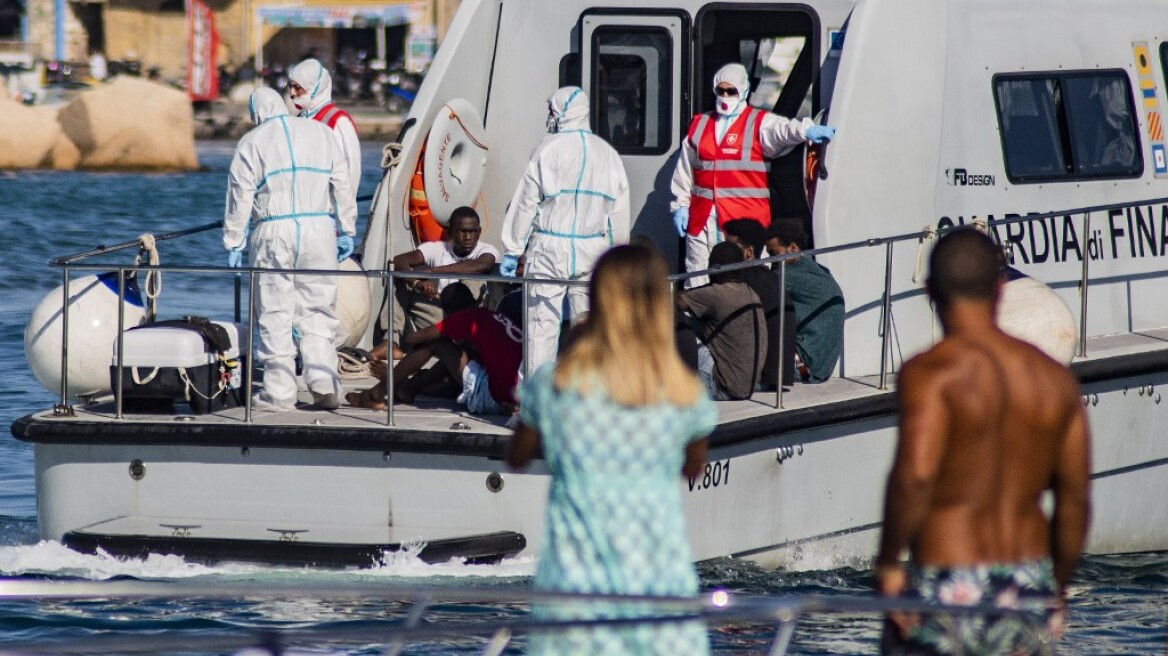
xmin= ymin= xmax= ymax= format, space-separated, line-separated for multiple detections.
xmin=381 ymin=142 xmax=403 ymax=170
xmin=135 ymin=233 xmax=162 ymax=321
xmin=336 ymin=348 xmax=373 ymax=380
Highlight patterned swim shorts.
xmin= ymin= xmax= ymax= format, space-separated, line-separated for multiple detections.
xmin=881 ymin=560 xmax=1059 ymax=656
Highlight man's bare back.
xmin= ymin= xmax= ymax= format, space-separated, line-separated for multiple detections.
xmin=877 ymin=233 xmax=1091 ymax=575
xmin=876 ymin=229 xmax=1091 ymax=654
xmin=883 ymin=324 xmax=1090 ymax=583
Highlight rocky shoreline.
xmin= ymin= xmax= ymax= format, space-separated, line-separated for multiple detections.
xmin=1 ymin=78 xmax=404 ymax=170
xmin=193 ymin=83 xmax=404 ymax=142
xmin=0 ymin=76 xmax=198 ymax=171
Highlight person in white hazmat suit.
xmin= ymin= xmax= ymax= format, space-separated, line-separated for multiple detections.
xmin=223 ymin=87 xmax=358 ymax=411
xmin=289 ymin=58 xmax=362 ymax=213
xmin=500 ymin=86 xmax=631 ymax=371
xmin=672 ymin=63 xmax=835 ymax=287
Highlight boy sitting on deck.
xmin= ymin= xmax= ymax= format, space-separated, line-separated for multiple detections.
xmin=675 ymin=241 xmax=767 ymax=400
xmin=766 ymin=219 xmax=845 ymax=383
xmin=380 ymin=206 xmax=499 ymax=359
xmin=348 ymin=283 xmax=522 ymax=415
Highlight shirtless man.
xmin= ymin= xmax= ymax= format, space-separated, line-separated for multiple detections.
xmin=875 ymin=228 xmax=1091 ymax=655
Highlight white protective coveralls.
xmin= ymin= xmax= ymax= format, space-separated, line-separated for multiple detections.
xmin=289 ymin=59 xmax=362 ymax=201
xmin=671 ymin=63 xmax=814 ymax=287
xmin=502 ymin=86 xmax=631 ymax=371
xmin=223 ymin=87 xmax=357 ymax=410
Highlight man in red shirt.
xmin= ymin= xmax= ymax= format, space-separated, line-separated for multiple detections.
xmin=347 ymin=283 xmax=522 ymax=414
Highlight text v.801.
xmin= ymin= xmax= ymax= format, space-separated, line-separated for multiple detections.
xmin=688 ymin=459 xmax=730 ymax=492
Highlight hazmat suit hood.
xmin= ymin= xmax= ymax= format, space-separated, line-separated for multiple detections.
xmin=547 ymin=86 xmax=590 ymax=133
xmin=713 ymin=63 xmax=751 ymax=97
xmin=289 ymin=58 xmax=333 ymax=116
xmin=713 ymin=63 xmax=751 ymax=116
xmin=249 ymin=87 xmax=289 ymax=125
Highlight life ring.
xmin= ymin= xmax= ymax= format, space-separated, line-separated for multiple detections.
xmin=423 ymin=98 xmax=489 ymax=226
xmin=408 ymin=142 xmax=447 ymax=243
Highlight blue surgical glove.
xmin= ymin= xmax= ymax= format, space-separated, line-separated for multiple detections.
xmin=500 ymin=254 xmax=520 ymax=277
xmin=672 ymin=207 xmax=689 ymax=238
xmin=806 ymin=125 xmax=836 ymax=144
xmin=228 ymin=250 xmax=244 ymax=268
xmin=336 ymin=234 xmax=354 ymax=262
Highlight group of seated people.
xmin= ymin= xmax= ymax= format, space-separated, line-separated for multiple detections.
xmin=345 ymin=206 xmax=844 ymax=415
xmin=675 ymin=218 xmax=845 ymax=401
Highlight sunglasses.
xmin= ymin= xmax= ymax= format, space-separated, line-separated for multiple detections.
xmin=715 ymin=87 xmax=738 ymax=97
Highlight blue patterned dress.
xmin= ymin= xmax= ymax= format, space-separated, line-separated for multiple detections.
xmin=518 ymin=364 xmax=716 ymax=656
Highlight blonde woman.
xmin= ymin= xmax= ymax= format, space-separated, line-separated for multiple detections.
xmin=508 ymin=244 xmax=715 ymax=656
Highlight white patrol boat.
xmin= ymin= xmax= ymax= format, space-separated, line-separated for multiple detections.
xmin=12 ymin=0 xmax=1168 ymax=569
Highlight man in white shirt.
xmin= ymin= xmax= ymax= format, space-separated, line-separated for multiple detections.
xmin=384 ymin=206 xmax=498 ymax=356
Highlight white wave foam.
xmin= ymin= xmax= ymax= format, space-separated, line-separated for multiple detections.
xmin=0 ymin=540 xmax=536 ymax=581
xmin=0 ymin=540 xmax=239 ymax=579
xmin=364 ymin=542 xmax=536 ymax=579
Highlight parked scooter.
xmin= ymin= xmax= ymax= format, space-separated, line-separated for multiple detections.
xmin=261 ymin=63 xmax=289 ymax=96
xmin=380 ymin=66 xmax=422 ymax=114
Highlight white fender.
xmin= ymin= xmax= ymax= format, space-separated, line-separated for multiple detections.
xmin=24 ymin=273 xmax=148 ymax=398
xmin=334 ymin=258 xmax=371 ymax=349
xmin=997 ymin=275 xmax=1078 ymax=365
xmin=423 ymin=98 xmax=488 ymax=226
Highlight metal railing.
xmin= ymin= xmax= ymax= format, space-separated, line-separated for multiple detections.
xmin=0 ymin=579 xmax=1059 ymax=656
xmin=51 ymin=222 xmax=585 ymax=427
xmin=47 ymin=196 xmax=1168 ymax=425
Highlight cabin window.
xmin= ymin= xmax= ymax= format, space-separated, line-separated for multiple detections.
xmin=590 ymin=26 xmax=672 ymax=154
xmin=994 ymin=71 xmax=1142 ymax=183
xmin=692 ymin=8 xmax=817 ymax=119
xmin=745 ymin=37 xmax=812 ymax=119
xmin=1161 ymin=42 xmax=1168 ymax=93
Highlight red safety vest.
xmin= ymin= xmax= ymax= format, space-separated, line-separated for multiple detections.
xmin=311 ymin=103 xmax=353 ymax=130
xmin=686 ymin=107 xmax=770 ymax=236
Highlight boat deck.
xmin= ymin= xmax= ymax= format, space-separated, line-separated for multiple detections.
xmin=14 ymin=327 xmax=1168 ymax=455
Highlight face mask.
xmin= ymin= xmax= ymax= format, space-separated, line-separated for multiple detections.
xmin=546 ymin=110 xmax=559 ymax=133
xmin=716 ymin=94 xmax=741 ymax=116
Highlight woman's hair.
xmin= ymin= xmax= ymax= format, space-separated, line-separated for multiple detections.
xmin=554 ymin=244 xmax=703 ymax=407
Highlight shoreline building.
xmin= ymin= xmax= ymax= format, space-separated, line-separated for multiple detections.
xmin=15 ymin=0 xmax=457 ymax=81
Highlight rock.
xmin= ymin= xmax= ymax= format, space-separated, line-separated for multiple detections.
xmin=49 ymin=131 xmax=82 ymax=170
xmin=57 ymin=76 xmax=198 ymax=171
xmin=0 ymin=94 xmax=61 ymax=169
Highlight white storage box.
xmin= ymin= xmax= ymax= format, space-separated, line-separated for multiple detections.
xmin=110 ymin=320 xmax=246 ymax=414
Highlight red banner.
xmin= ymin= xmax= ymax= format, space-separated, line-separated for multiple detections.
xmin=186 ymin=0 xmax=219 ymax=101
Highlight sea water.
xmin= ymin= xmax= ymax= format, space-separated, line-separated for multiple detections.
xmin=0 ymin=143 xmax=1164 ymax=654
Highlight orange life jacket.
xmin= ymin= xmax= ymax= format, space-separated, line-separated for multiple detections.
xmin=408 ymin=144 xmax=446 ymax=243
xmin=686 ymin=107 xmax=771 ymax=236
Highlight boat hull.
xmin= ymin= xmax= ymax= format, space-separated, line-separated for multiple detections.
xmin=19 ymin=355 xmax=1168 ymax=570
